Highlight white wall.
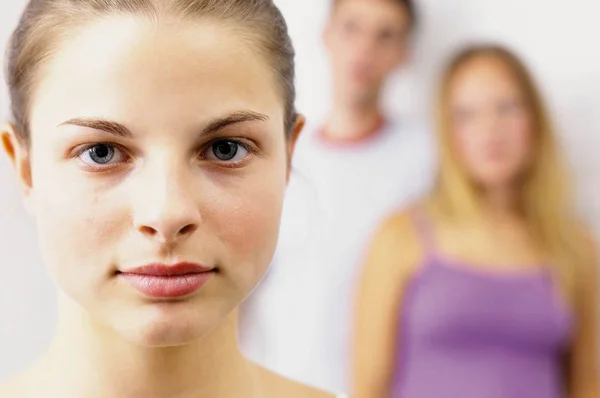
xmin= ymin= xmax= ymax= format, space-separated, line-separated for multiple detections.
xmin=1 ymin=0 xmax=600 ymax=379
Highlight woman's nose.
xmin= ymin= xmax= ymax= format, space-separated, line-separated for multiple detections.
xmin=131 ymin=160 xmax=201 ymax=245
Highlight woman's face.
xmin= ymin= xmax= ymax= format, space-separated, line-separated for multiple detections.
xmin=4 ymin=16 xmax=297 ymax=346
xmin=449 ymin=55 xmax=534 ymax=189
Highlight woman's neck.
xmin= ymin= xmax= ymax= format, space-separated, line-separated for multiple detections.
xmin=480 ymin=184 xmax=522 ymax=219
xmin=38 ymin=299 xmax=260 ymax=398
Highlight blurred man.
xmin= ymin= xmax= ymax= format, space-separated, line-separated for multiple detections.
xmin=240 ymin=0 xmax=436 ymax=393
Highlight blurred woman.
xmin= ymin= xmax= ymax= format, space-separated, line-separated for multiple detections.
xmin=352 ymin=44 xmax=599 ymax=398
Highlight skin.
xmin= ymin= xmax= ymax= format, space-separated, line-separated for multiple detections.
xmin=0 ymin=14 xmax=333 ymax=398
xmin=322 ymin=0 xmax=410 ymax=141
xmin=352 ymin=55 xmax=599 ymax=398
xmin=451 ymin=56 xmax=534 ymax=192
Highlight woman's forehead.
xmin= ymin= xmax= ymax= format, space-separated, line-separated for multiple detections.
xmin=30 ymin=16 xmax=284 ymax=131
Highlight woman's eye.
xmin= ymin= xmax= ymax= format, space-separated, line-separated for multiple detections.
xmin=204 ymin=140 xmax=249 ymax=162
xmin=453 ymin=108 xmax=475 ymax=123
xmin=342 ymin=20 xmax=359 ymax=35
xmin=377 ymin=29 xmax=395 ymax=43
xmin=78 ymin=144 xmax=126 ymax=166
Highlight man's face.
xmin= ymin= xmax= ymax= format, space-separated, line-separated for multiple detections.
xmin=324 ymin=0 xmax=412 ymax=105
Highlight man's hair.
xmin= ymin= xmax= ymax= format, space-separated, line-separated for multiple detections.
xmin=332 ymin=0 xmax=417 ymax=31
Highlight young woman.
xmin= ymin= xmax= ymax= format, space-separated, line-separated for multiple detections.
xmin=0 ymin=1 xmax=348 ymax=397
xmin=352 ymin=45 xmax=599 ymax=398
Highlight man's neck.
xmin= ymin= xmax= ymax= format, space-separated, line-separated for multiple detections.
xmin=322 ymin=103 xmax=385 ymax=144
xmin=38 ymin=304 xmax=259 ymax=398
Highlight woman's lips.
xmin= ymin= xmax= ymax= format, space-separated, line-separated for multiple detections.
xmin=118 ymin=262 xmax=214 ymax=298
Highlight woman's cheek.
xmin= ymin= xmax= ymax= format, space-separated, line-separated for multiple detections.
xmin=208 ymin=169 xmax=286 ymax=276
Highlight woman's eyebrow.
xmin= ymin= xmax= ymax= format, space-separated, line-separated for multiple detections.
xmin=59 ymin=118 xmax=133 ymax=138
xmin=58 ymin=110 xmax=270 ymax=138
xmin=202 ymin=111 xmax=270 ymax=136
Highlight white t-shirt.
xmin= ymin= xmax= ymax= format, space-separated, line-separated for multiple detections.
xmin=239 ymin=119 xmax=437 ymax=393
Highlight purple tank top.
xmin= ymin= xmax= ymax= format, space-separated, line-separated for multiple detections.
xmin=392 ymin=211 xmax=574 ymax=398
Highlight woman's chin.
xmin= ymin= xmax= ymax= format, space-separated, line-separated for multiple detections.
xmin=106 ymin=304 xmax=225 ymax=347
xmin=116 ymin=319 xmax=211 ymax=347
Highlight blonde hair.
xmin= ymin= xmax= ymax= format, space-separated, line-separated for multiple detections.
xmin=431 ymin=44 xmax=590 ymax=301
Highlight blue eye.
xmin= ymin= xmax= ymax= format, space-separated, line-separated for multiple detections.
xmin=213 ymin=141 xmax=238 ymax=160
xmin=204 ymin=140 xmax=249 ymax=162
xmin=79 ymin=144 xmax=125 ymax=166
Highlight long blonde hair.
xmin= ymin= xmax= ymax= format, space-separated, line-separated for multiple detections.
xmin=431 ymin=44 xmax=590 ymax=301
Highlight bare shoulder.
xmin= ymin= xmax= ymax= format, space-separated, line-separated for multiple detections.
xmin=375 ymin=203 xmax=424 ymax=245
xmin=0 ymin=359 xmax=47 ymax=398
xmin=0 ymin=380 xmax=14 ymax=397
xmin=365 ymin=204 xmax=425 ymax=274
xmin=256 ymin=366 xmax=338 ymax=398
xmin=0 ymin=372 xmax=34 ymax=398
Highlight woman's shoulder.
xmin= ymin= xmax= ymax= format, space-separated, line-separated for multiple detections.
xmin=372 ymin=202 xmax=427 ymax=252
xmin=377 ymin=203 xmax=420 ymax=236
xmin=363 ymin=202 xmax=429 ymax=278
xmin=0 ymin=372 xmax=34 ymax=398
xmin=0 ymin=360 xmax=47 ymax=398
xmin=254 ymin=365 xmax=340 ymax=398
xmin=2 ymin=364 xmax=345 ymax=398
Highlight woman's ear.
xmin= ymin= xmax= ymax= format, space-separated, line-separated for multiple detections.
xmin=286 ymin=114 xmax=306 ymax=181
xmin=288 ymin=114 xmax=305 ymax=156
xmin=1 ymin=123 xmax=35 ymax=215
